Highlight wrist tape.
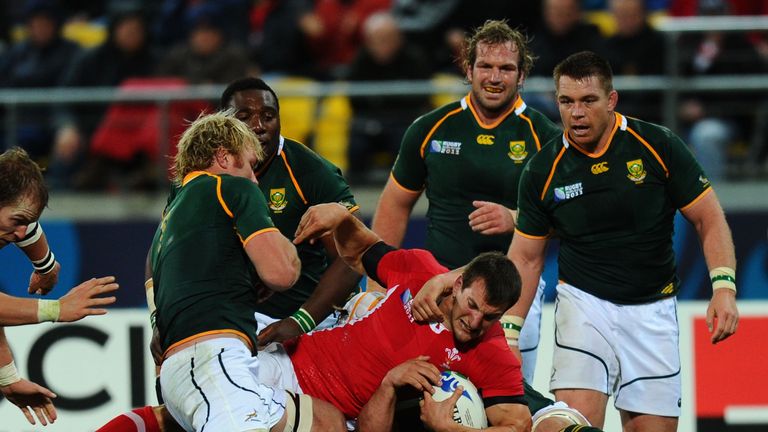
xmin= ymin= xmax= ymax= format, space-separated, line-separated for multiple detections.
xmin=38 ymin=299 xmax=61 ymax=322
xmin=32 ymin=249 xmax=56 ymax=274
xmin=0 ymin=361 xmax=21 ymax=387
xmin=15 ymin=222 xmax=42 ymax=247
xmin=710 ymin=267 xmax=736 ymax=292
xmin=289 ymin=308 xmax=317 ymax=334
xmin=500 ymin=315 xmax=525 ymax=347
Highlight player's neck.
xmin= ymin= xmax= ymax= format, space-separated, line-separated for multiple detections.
xmin=469 ymin=93 xmax=519 ymax=125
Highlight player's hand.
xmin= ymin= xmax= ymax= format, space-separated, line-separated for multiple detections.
xmin=707 ymin=288 xmax=739 ymax=344
xmin=468 ymin=201 xmax=517 ymax=235
xmin=420 ymin=386 xmax=463 ymax=431
xmin=412 ymin=272 xmax=454 ymax=322
xmin=257 ymin=318 xmax=303 ymax=347
xmin=58 ymin=276 xmax=118 ymax=322
xmin=28 ymin=261 xmax=60 ymax=295
xmin=0 ymin=378 xmax=57 ymax=426
xmin=294 ymin=203 xmax=349 ymax=245
xmin=383 ymin=356 xmax=441 ymax=393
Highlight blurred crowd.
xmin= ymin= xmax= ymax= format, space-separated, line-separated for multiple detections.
xmin=0 ymin=0 xmax=767 ymax=190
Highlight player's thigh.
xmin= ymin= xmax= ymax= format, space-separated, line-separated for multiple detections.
xmin=273 ymin=391 xmax=346 ymax=432
xmin=553 ymin=389 xmax=608 ymax=429
xmin=620 ymin=410 xmax=678 ymax=432
xmin=520 ymin=278 xmax=546 ymax=382
xmin=613 ymin=296 xmax=681 ymax=418
xmin=550 ymin=284 xmax=619 ymax=395
xmin=160 ymin=339 xmax=288 ymax=431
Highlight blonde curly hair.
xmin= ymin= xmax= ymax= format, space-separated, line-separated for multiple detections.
xmin=173 ymin=110 xmax=263 ymax=183
xmin=462 ymin=19 xmax=535 ymax=77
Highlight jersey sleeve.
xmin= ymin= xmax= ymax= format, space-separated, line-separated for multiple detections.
xmin=391 ymin=118 xmax=429 ymax=192
xmin=219 ymin=175 xmax=276 ymax=242
xmin=514 ymin=161 xmax=552 ymax=238
xmin=664 ymin=132 xmax=712 ymax=209
xmin=375 ymin=249 xmax=448 ymax=291
xmin=301 ymin=159 xmax=359 ymax=212
xmin=468 ymin=326 xmax=526 ymax=406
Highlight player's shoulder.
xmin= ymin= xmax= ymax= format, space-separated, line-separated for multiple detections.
xmin=527 ymin=134 xmax=566 ymax=171
xmin=281 ymin=137 xmax=345 ymax=175
xmin=623 ymin=115 xmax=681 ymax=148
xmin=412 ymin=99 xmax=465 ymax=127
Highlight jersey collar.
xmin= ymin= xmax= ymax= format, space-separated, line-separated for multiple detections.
xmin=181 ymin=171 xmax=208 ymax=186
xmin=276 ymin=135 xmax=285 ymax=156
xmin=463 ymin=93 xmax=523 ymax=130
xmin=563 ymin=112 xmax=626 ymax=158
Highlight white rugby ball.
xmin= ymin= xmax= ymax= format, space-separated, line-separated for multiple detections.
xmin=431 ymin=371 xmax=488 ymax=429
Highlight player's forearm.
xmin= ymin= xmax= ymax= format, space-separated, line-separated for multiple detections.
xmin=697 ymin=212 xmax=736 ymax=272
xmin=371 ymin=181 xmax=419 ymax=247
xmin=300 ymin=258 xmax=362 ymax=325
xmin=18 ymin=230 xmax=51 ymax=262
xmin=333 ymin=213 xmax=381 ymax=274
xmin=506 ymin=246 xmax=545 ymax=319
xmin=357 ymin=382 xmax=398 ymax=432
xmin=0 ymin=328 xmax=13 ymax=366
xmin=0 ymin=293 xmax=42 ymax=326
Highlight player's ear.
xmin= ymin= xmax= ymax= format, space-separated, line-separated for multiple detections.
xmin=453 ymin=274 xmax=464 ymax=295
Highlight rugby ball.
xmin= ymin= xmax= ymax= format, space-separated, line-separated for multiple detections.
xmin=430 ymin=371 xmax=488 ymax=429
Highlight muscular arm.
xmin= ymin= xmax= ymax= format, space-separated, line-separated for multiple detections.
xmin=294 ymin=203 xmax=381 ymax=275
xmin=484 ymin=403 xmax=533 ymax=432
xmin=680 ymin=190 xmax=738 ymax=343
xmin=371 ymin=177 xmax=421 ymax=246
xmin=298 ymin=233 xmax=362 ymax=324
xmin=506 ymin=234 xmax=548 ymax=320
xmin=421 ymin=396 xmax=531 ymax=432
xmin=0 ymin=294 xmax=41 ymax=325
xmin=18 ymin=227 xmax=60 ymax=296
xmin=244 ymin=231 xmax=301 ymax=291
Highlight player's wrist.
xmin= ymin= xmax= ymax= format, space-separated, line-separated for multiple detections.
xmin=500 ymin=315 xmax=525 ymax=346
xmin=0 ymin=361 xmax=22 ymax=387
xmin=32 ymin=250 xmax=56 ymax=275
xmin=289 ymin=308 xmax=317 ymax=334
xmin=710 ymin=267 xmax=736 ymax=293
xmin=37 ymin=299 xmax=61 ymax=322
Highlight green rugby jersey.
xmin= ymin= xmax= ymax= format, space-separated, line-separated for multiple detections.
xmin=392 ymin=94 xmax=561 ymax=268
xmin=255 ymin=136 xmax=358 ymax=318
xmin=516 ymin=113 xmax=712 ymax=303
xmin=151 ymin=171 xmax=278 ymax=352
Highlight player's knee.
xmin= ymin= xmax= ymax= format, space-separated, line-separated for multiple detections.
xmin=278 ymin=392 xmax=345 ymax=432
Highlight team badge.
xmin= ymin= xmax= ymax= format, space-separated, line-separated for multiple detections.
xmin=626 ymin=159 xmax=646 ymax=183
xmin=269 ymin=188 xmax=287 ymax=212
xmin=508 ymin=141 xmax=528 ymax=163
xmin=440 ymin=347 xmax=462 ymax=369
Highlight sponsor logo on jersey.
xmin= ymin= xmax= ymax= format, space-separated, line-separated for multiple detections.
xmin=660 ymin=282 xmax=675 ymax=295
xmin=508 ymin=141 xmax=528 ymax=163
xmin=626 ymin=159 xmax=647 ymax=183
xmin=699 ymin=175 xmax=710 ymax=187
xmin=401 ymin=289 xmax=414 ymax=322
xmin=476 ymin=134 xmax=495 ymax=145
xmin=430 ymin=140 xmax=462 ymax=155
xmin=269 ymin=188 xmax=288 ymax=212
xmin=553 ymin=182 xmax=583 ymax=202
xmin=591 ymin=161 xmax=609 ymax=174
xmin=440 ymin=347 xmax=462 ymax=369
xmin=244 ymin=410 xmax=259 ymax=421
xmin=338 ymin=200 xmax=356 ymax=211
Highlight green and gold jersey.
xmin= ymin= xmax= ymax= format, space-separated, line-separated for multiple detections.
xmin=151 ymin=171 xmax=278 ymax=352
xmin=255 ymin=136 xmax=358 ymax=318
xmin=392 ymin=94 xmax=561 ymax=268
xmin=516 ymin=113 xmax=712 ymax=303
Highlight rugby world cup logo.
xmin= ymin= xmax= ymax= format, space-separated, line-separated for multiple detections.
xmin=269 ymin=188 xmax=288 ymax=212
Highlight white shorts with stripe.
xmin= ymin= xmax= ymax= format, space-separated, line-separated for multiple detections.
xmin=520 ymin=277 xmax=546 ymax=383
xmin=550 ymin=283 xmax=681 ymax=417
xmin=160 ymin=338 xmax=287 ymax=432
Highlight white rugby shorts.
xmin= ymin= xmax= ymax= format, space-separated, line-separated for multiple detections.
xmin=520 ymin=277 xmax=546 ymax=383
xmin=550 ymin=283 xmax=681 ymax=417
xmin=160 ymin=338 xmax=288 ymax=431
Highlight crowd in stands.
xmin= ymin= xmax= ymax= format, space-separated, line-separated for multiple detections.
xmin=0 ymin=0 xmax=766 ymax=190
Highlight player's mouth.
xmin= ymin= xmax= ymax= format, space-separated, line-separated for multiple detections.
xmin=570 ymin=125 xmax=590 ymax=136
xmin=483 ymin=86 xmax=504 ymax=94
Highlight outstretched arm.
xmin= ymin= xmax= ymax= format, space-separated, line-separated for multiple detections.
xmin=0 ymin=276 xmax=118 ymax=326
xmin=295 ymin=203 xmax=381 ymax=275
xmin=681 ymin=190 xmax=738 ymax=343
